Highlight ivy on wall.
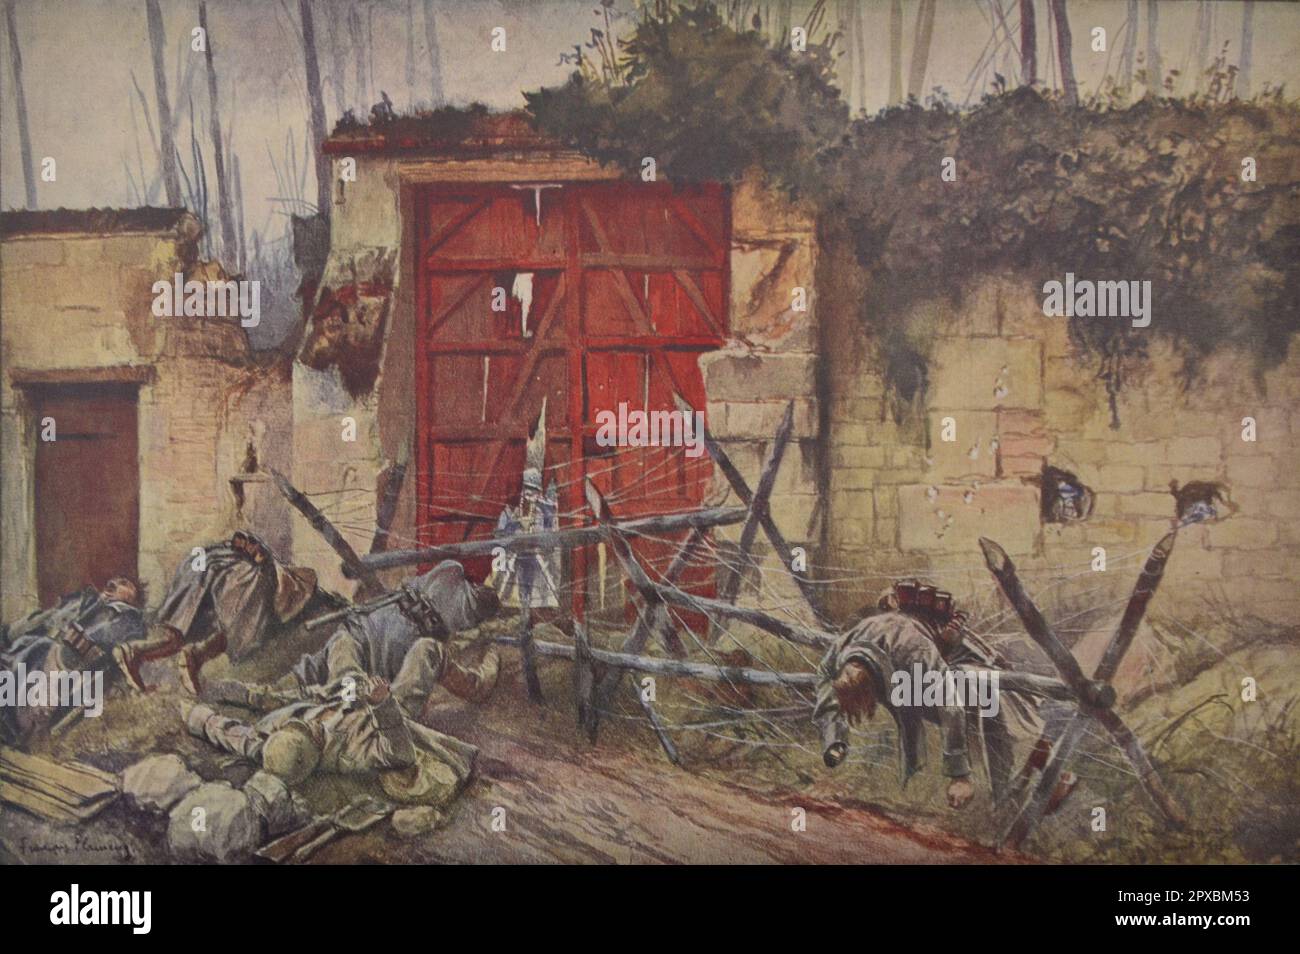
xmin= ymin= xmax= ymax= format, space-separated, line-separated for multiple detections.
xmin=342 ymin=2 xmax=1300 ymax=424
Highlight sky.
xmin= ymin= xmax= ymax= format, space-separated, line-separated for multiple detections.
xmin=2 ymin=0 xmax=1298 ymax=254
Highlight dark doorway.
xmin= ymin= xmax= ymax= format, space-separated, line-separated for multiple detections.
xmin=31 ymin=383 xmax=139 ymax=605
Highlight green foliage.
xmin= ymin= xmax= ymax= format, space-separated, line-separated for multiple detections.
xmin=524 ymin=2 xmax=847 ymax=202
xmin=527 ymin=2 xmax=1300 ymax=416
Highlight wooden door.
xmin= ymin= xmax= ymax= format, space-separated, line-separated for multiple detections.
xmin=416 ymin=182 xmax=729 ymax=617
xmin=32 ymin=384 xmax=139 ymax=605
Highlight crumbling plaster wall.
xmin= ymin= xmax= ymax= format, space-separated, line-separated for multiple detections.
xmin=0 ymin=229 xmax=291 ymax=617
xmin=821 ymin=266 xmax=1300 ymax=635
xmin=292 ymin=155 xmax=412 ymax=597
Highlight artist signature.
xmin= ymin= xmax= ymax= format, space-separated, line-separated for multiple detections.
xmin=19 ymin=834 xmax=134 ymax=862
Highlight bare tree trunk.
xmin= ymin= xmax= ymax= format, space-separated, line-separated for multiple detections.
xmin=1119 ymin=0 xmax=1138 ymax=91
xmin=1145 ymin=0 xmax=1162 ymax=96
xmin=199 ymin=3 xmax=236 ymax=265
xmin=888 ymin=0 xmax=903 ymax=105
xmin=145 ymin=0 xmax=181 ymax=206
xmin=348 ymin=5 xmax=368 ymax=108
xmin=1048 ymin=0 xmax=1078 ymax=105
xmin=1020 ymin=0 xmax=1038 ymax=87
xmin=423 ymin=0 xmax=445 ymax=106
xmin=1194 ymin=0 xmax=1211 ymax=94
xmin=1239 ymin=0 xmax=1254 ymax=98
xmin=906 ymin=0 xmax=936 ymax=101
xmin=405 ymin=0 xmax=416 ymax=107
xmin=326 ymin=15 xmax=347 ymax=118
xmin=853 ymin=0 xmax=866 ymax=111
xmin=297 ymin=0 xmax=331 ymax=222
xmin=233 ymin=153 xmax=246 ymax=273
xmin=4 ymin=0 xmax=37 ymax=209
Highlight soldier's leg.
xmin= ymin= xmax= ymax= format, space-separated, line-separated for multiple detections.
xmin=179 ymin=630 xmax=229 ymax=697
xmin=113 ymin=625 xmax=185 ymax=692
xmin=439 ymin=648 xmax=501 ymax=705
xmin=324 ymin=630 xmax=368 ymax=682
xmin=181 ymin=701 xmax=265 ymax=760
xmin=391 ymin=639 xmax=446 ymax=718
xmin=206 ymin=674 xmax=302 ymax=712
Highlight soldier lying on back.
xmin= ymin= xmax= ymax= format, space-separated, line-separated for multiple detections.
xmin=814 ymin=582 xmax=1076 ymax=812
xmin=208 ymin=560 xmax=502 ymax=721
xmin=0 ymin=578 xmax=146 ymax=746
xmin=181 ymin=672 xmax=478 ymax=808
xmin=114 ymin=531 xmax=320 ymax=695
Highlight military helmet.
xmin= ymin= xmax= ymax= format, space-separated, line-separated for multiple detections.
xmin=261 ymin=723 xmax=321 ymax=786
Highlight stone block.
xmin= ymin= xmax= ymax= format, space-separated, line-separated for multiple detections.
xmin=1266 ymin=493 xmax=1300 ymax=520
xmin=1042 ymin=386 xmax=1096 ymax=434
xmin=1165 ymin=435 xmax=1223 ymax=466
xmin=721 ymin=398 xmax=817 ymax=439
xmin=897 ymin=481 xmax=1039 ymax=555
xmin=768 ymin=493 xmax=818 ymax=542
xmin=1 ymin=239 xmax=65 ymax=267
xmin=1107 ymin=496 xmax=1180 ymax=519
xmin=926 ymin=410 xmax=999 ymax=480
xmin=929 ymin=337 xmax=1043 ymax=411
xmin=702 ymin=352 xmax=815 ymax=402
xmin=1094 ymin=465 xmax=1146 ymax=493
xmin=1224 ymin=455 xmax=1279 ymax=489
xmin=1221 ymin=548 xmax=1299 ymax=580
xmin=1204 ymin=518 xmax=1278 ymax=549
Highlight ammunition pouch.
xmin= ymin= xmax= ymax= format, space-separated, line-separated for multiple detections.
xmin=396 ymin=585 xmax=448 ymax=639
xmin=58 ymin=624 xmax=104 ymax=663
xmin=890 ymin=580 xmax=968 ymax=657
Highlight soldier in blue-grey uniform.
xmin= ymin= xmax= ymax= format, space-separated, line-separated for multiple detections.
xmin=0 ymin=577 xmax=146 ymax=745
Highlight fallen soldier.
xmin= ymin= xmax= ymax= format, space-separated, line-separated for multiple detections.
xmin=1 ymin=578 xmax=146 ymax=746
xmin=180 ymin=673 xmax=477 ymax=808
xmin=209 ymin=560 xmax=502 ymax=721
xmin=814 ymin=581 xmax=1077 ymax=812
xmin=114 ymin=531 xmax=320 ymax=695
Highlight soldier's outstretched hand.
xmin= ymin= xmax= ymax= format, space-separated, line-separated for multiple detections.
xmin=946 ymin=777 xmax=975 ymax=810
xmin=366 ymin=678 xmax=391 ymax=705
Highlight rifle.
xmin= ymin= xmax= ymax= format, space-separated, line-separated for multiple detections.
xmin=303 ymin=583 xmax=446 ymax=635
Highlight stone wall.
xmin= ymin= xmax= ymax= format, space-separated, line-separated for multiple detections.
xmin=700 ymin=175 xmax=823 ymax=624
xmin=822 ymin=267 xmax=1300 ymax=638
xmin=0 ymin=224 xmax=292 ymax=617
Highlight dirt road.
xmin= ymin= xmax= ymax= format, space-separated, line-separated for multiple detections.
xmin=311 ymin=712 xmax=1014 ymax=865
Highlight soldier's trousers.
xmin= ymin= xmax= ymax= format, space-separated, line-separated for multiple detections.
xmin=184 ymin=702 xmax=264 ymax=760
xmin=215 ymin=634 xmax=496 ymax=714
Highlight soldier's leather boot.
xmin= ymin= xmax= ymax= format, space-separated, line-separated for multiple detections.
xmin=113 ymin=626 xmax=184 ymax=692
xmin=179 ymin=631 xmax=228 ymax=697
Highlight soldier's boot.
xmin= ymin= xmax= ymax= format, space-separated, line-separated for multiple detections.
xmin=441 ymin=650 xmax=501 ymax=704
xmin=113 ymin=626 xmax=184 ymax=692
xmin=179 ymin=631 xmax=228 ymax=697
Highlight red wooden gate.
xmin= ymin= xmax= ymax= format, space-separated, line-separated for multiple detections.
xmin=415 ymin=182 xmax=729 ymax=618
